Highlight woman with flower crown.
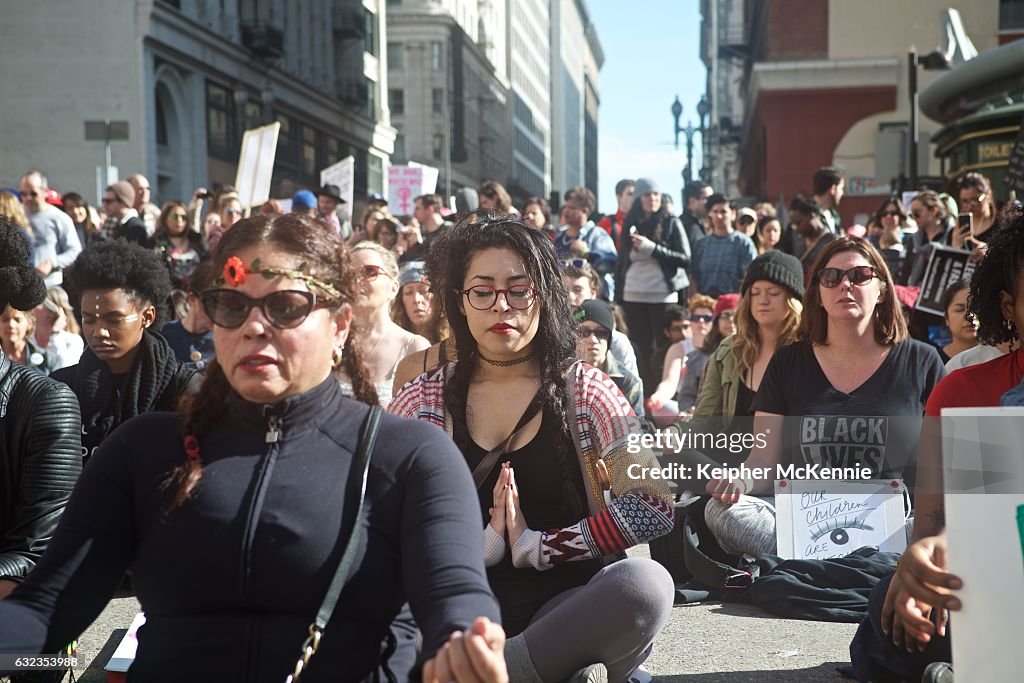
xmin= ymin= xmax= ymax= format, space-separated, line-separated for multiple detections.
xmin=1 ymin=214 xmax=507 ymax=683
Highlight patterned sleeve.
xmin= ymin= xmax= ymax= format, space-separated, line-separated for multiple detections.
xmin=512 ymin=366 xmax=675 ymax=571
xmin=388 ymin=375 xmax=425 ymax=418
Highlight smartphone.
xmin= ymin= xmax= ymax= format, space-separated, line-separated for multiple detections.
xmin=957 ymin=212 xmax=973 ymax=237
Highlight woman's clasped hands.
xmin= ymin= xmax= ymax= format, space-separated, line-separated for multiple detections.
xmin=488 ymin=462 xmax=541 ymax=570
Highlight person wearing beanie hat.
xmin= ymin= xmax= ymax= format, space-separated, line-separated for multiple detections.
xmin=290 ymin=190 xmax=317 ymax=216
xmin=740 ymin=250 xmax=805 ymax=301
xmin=713 ymin=293 xmax=740 ymax=318
xmin=102 ymin=181 xmax=148 ymax=246
xmin=573 ymin=300 xmax=646 ymax=418
xmin=616 ymin=175 xmax=692 ymax=390
xmin=0 ymin=216 xmax=83 ymax=598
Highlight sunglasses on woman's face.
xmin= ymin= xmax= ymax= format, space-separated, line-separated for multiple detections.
xmin=359 ymin=264 xmax=392 ymax=281
xmin=689 ymin=314 xmax=713 ymax=323
xmin=201 ymin=289 xmax=327 ymax=329
xmin=816 ymin=266 xmax=879 ymax=288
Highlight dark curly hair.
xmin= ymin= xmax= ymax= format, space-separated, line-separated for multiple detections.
xmin=165 ymin=214 xmax=377 ymax=511
xmin=430 ymin=212 xmax=585 ymax=518
xmin=968 ymin=212 xmax=1024 ymax=345
xmin=64 ymin=239 xmax=173 ymax=326
xmin=0 ymin=216 xmax=47 ymax=312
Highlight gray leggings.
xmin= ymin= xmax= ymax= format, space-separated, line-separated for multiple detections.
xmin=504 ymin=557 xmax=674 ymax=683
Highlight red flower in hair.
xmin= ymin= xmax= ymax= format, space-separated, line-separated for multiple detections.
xmin=224 ymin=256 xmax=247 ymax=287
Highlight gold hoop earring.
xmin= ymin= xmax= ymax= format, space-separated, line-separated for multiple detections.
xmin=331 ymin=347 xmax=344 ymax=368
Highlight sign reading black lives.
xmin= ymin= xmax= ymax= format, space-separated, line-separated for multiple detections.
xmin=915 ymin=245 xmax=975 ymax=316
xmin=1005 ymin=115 xmax=1024 ymax=195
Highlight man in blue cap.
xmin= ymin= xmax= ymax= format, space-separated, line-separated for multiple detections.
xmin=291 ymin=190 xmax=317 ymax=217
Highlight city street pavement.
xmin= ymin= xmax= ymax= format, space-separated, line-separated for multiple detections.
xmin=68 ymin=547 xmax=858 ymax=682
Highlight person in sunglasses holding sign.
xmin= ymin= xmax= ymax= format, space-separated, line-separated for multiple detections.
xmin=339 ymin=242 xmax=430 ymax=407
xmin=51 ymin=240 xmax=200 ymax=462
xmin=391 ymin=214 xmax=675 ymax=683
xmin=1 ymin=214 xmax=508 ymax=683
xmin=704 ymin=237 xmax=945 ymax=558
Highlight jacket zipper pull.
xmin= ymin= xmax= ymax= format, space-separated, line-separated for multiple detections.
xmin=266 ymin=414 xmax=280 ymax=444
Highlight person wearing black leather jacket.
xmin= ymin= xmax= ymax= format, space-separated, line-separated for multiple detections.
xmin=0 ymin=219 xmax=83 ymax=600
xmin=0 ymin=215 xmax=506 ymax=683
xmin=52 ymin=240 xmax=199 ymax=461
xmin=614 ymin=177 xmax=691 ymax=387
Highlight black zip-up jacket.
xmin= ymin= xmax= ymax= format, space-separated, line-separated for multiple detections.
xmin=0 ymin=379 xmax=498 ymax=681
xmin=0 ymin=351 xmax=82 ymax=582
xmin=614 ymin=210 xmax=691 ymax=303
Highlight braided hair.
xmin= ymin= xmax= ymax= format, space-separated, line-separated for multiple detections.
xmin=430 ymin=212 xmax=586 ymax=519
xmin=165 ymin=214 xmax=376 ymax=511
xmin=0 ymin=216 xmax=47 ymax=313
xmin=968 ymin=212 xmax=1024 ymax=346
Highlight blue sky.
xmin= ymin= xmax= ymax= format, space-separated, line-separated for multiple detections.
xmin=589 ymin=0 xmax=707 ymax=214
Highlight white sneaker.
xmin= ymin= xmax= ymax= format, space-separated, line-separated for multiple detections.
xmin=566 ymin=663 xmax=608 ymax=683
xmin=628 ymin=665 xmax=653 ymax=683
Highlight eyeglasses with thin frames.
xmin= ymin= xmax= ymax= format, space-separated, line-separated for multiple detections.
xmin=461 ymin=285 xmax=538 ymax=311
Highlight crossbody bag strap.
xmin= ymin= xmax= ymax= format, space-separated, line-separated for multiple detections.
xmin=470 ymin=388 xmax=542 ymax=490
xmin=286 ymin=405 xmax=384 ymax=683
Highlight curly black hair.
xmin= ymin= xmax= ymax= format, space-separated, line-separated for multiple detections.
xmin=968 ymin=212 xmax=1024 ymax=345
xmin=0 ymin=216 xmax=47 ymax=312
xmin=64 ymin=239 xmax=173 ymax=326
xmin=430 ymin=211 xmax=586 ymax=517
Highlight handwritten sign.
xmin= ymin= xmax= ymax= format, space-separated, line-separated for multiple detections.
xmin=105 ymin=612 xmax=146 ymax=679
xmin=387 ymin=162 xmax=439 ymax=215
xmin=941 ymin=407 xmax=1024 ymax=682
xmin=775 ymin=479 xmax=907 ymax=560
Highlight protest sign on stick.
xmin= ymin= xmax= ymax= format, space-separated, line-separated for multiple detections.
xmin=234 ymin=122 xmax=280 ymax=211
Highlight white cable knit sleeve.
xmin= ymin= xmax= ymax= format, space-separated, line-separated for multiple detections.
xmin=511 ymin=529 xmax=550 ymax=571
xmin=483 ymin=525 xmax=506 ymax=567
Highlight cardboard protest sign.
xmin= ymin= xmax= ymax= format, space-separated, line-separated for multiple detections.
xmin=914 ymin=245 xmax=975 ymax=316
xmin=320 ymin=156 xmax=355 ymax=217
xmin=941 ymin=407 xmax=1024 ymax=683
xmin=234 ymin=122 xmax=280 ymax=210
xmin=387 ymin=163 xmax=439 ymax=215
xmin=775 ymin=479 xmax=907 ymax=560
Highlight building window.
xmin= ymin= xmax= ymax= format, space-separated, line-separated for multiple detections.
xmin=387 ymin=0 xmax=401 ymax=5
xmin=1001 ymin=0 xmax=1024 ymax=29
xmin=432 ymin=134 xmax=444 ymax=160
xmin=302 ymin=125 xmax=318 ymax=176
xmin=390 ymin=89 xmax=404 ymax=115
xmin=387 ymin=42 xmax=403 ymax=70
xmin=206 ymin=81 xmax=235 ymax=159
xmin=367 ymin=79 xmax=377 ymax=120
xmin=364 ymin=8 xmax=378 ymax=56
xmin=431 ymin=42 xmax=443 ymax=70
xmin=432 ymin=88 xmax=444 ymax=115
xmin=368 ymin=155 xmax=384 ymax=194
xmin=394 ymin=133 xmax=406 ymax=160
xmin=326 ymin=136 xmax=341 ymax=165
xmin=275 ymin=112 xmax=297 ymax=169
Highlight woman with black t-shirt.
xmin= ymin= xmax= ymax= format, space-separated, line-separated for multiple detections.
xmin=705 ymin=237 xmax=945 ymax=557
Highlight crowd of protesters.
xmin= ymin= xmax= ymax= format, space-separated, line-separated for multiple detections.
xmin=1 ymin=161 xmax=1022 ymax=683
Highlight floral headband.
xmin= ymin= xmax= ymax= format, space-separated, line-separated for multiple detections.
xmin=217 ymin=256 xmax=342 ymax=299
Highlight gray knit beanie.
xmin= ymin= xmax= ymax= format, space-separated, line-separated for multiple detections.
xmin=741 ymin=250 xmax=805 ymax=300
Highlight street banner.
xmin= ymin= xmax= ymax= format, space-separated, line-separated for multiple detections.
xmin=914 ymin=245 xmax=975 ymax=316
xmin=234 ymin=122 xmax=280 ymax=210
xmin=387 ymin=162 xmax=439 ymax=215
xmin=320 ymin=156 xmax=355 ymax=218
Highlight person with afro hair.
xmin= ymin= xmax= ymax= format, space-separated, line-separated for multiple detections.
xmin=0 ymin=216 xmax=83 ymax=599
xmin=53 ymin=239 xmax=200 ymax=461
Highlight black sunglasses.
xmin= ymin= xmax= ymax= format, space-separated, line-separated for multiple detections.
xmin=577 ymin=326 xmax=611 ymax=342
xmin=201 ymin=289 xmax=332 ymax=329
xmin=689 ymin=314 xmax=713 ymax=323
xmin=816 ymin=266 xmax=879 ymax=288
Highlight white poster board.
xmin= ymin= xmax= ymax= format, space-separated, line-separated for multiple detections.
xmin=775 ymin=479 xmax=907 ymax=560
xmin=234 ymin=122 xmax=280 ymax=210
xmin=941 ymin=407 xmax=1024 ymax=683
xmin=320 ymin=155 xmax=355 ymax=217
xmin=105 ymin=612 xmax=146 ymax=673
xmin=387 ymin=162 xmax=439 ymax=215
